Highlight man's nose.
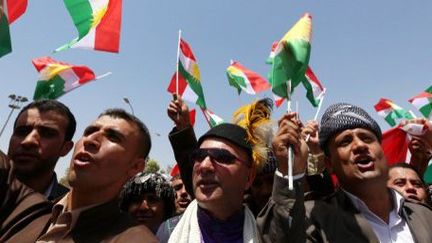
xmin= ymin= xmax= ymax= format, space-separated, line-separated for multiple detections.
xmin=197 ymin=156 xmax=215 ymax=174
xmin=21 ymin=130 xmax=39 ymax=148
xmin=352 ymin=137 xmax=368 ymax=152
xmin=82 ymin=132 xmax=101 ymax=151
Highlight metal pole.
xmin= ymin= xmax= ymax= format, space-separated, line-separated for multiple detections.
xmin=0 ymin=107 xmax=16 ymax=138
xmin=0 ymin=94 xmax=28 ymax=138
xmin=123 ymin=97 xmax=135 ymax=115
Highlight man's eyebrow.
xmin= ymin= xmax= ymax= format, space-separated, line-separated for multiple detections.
xmin=105 ymin=128 xmax=126 ymax=141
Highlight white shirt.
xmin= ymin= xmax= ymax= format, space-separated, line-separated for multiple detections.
xmin=344 ymin=189 xmax=415 ymax=243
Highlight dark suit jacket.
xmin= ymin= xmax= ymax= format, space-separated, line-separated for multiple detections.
xmin=0 ymin=151 xmax=157 ymax=243
xmin=257 ymin=174 xmax=432 ymax=243
xmin=46 ymin=174 xmax=69 ymax=200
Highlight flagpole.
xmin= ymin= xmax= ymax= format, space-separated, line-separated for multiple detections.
xmin=287 ymin=81 xmax=294 ymax=190
xmin=200 ymin=107 xmax=212 ymax=128
xmin=306 ymin=88 xmax=326 ymax=142
xmin=95 ymin=72 xmax=112 ymax=80
xmin=176 ymin=29 xmax=182 ymax=97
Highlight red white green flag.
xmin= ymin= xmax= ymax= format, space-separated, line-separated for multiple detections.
xmin=176 ymin=38 xmax=207 ymax=108
xmin=5 ymin=0 xmax=27 ymax=24
xmin=167 ymin=71 xmax=207 ymax=109
xmin=273 ymin=93 xmax=285 ymax=108
xmin=202 ymin=108 xmax=224 ymax=128
xmin=0 ymin=4 xmax=11 ymax=58
xmin=226 ymin=61 xmax=270 ymax=95
xmin=408 ymin=86 xmax=432 ymax=119
xmin=55 ymin=0 xmax=122 ymax=53
xmin=270 ymin=13 xmax=312 ymax=99
xmin=32 ymin=57 xmax=97 ymax=100
xmin=301 ymin=67 xmax=325 ymax=107
xmin=374 ymin=98 xmax=414 ymax=127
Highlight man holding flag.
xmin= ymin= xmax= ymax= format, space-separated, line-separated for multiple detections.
xmin=259 ymin=103 xmax=432 ymax=243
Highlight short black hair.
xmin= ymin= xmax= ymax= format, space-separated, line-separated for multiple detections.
xmin=99 ymin=108 xmax=151 ymax=159
xmin=119 ymin=172 xmax=175 ymax=220
xmin=389 ymin=163 xmax=426 ymax=186
xmin=15 ymin=99 xmax=76 ymax=141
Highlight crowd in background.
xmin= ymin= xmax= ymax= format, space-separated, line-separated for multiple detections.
xmin=1 ymin=98 xmax=432 ymax=242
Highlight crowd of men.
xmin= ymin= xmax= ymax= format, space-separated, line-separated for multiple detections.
xmin=1 ymin=98 xmax=432 ymax=242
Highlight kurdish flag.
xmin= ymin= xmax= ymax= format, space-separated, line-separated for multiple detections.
xmin=203 ymin=108 xmax=224 ymax=128
xmin=167 ymin=72 xmax=207 ymax=109
xmin=226 ymin=61 xmax=270 ymax=95
xmin=5 ymin=0 xmax=28 ymax=24
xmin=374 ymin=98 xmax=414 ymax=127
xmin=32 ymin=57 xmax=96 ymax=100
xmin=0 ymin=4 xmax=11 ymax=58
xmin=302 ymin=67 xmax=325 ymax=107
xmin=55 ymin=0 xmax=122 ymax=53
xmin=408 ymin=86 xmax=432 ymax=119
xmin=270 ymin=13 xmax=312 ymax=99
xmin=176 ymin=38 xmax=207 ymax=108
xmin=266 ymin=41 xmax=278 ymax=64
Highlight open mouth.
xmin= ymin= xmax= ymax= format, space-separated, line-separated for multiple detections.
xmin=73 ymin=152 xmax=93 ymax=167
xmin=197 ymin=179 xmax=219 ymax=191
xmin=354 ymin=155 xmax=374 ymax=171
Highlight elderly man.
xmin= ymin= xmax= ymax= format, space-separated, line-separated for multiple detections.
xmin=168 ymin=123 xmax=259 ymax=242
xmin=1 ymin=108 xmax=158 ymax=242
xmin=167 ymin=97 xmax=270 ymax=242
xmin=388 ymin=163 xmax=429 ymax=204
xmin=258 ymin=103 xmax=432 ymax=243
xmin=8 ymin=99 xmax=75 ymax=200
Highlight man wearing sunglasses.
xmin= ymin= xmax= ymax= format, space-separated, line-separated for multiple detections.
xmin=167 ymin=98 xmax=260 ymax=242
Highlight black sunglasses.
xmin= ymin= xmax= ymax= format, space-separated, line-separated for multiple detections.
xmin=190 ymin=148 xmax=249 ymax=166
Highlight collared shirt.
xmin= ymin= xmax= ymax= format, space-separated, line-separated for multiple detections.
xmin=344 ymin=189 xmax=415 ymax=243
xmin=36 ymin=193 xmax=100 ymax=243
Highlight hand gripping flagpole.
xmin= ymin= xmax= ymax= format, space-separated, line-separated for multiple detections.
xmin=287 ymin=80 xmax=294 ymax=190
xmin=305 ymin=88 xmax=326 ymax=142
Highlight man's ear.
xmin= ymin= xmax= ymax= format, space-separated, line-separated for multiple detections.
xmin=128 ymin=157 xmax=146 ymax=177
xmin=324 ymin=155 xmax=333 ymax=174
xmin=60 ymin=141 xmax=74 ymax=157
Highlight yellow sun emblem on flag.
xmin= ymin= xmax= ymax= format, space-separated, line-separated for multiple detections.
xmin=40 ymin=64 xmax=70 ymax=80
xmin=92 ymin=6 xmax=108 ymax=28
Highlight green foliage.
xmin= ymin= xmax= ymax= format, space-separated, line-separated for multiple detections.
xmin=144 ymin=158 xmax=160 ymax=173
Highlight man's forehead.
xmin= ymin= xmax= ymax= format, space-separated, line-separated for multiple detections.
xmin=91 ymin=115 xmax=137 ymax=133
xmin=16 ymin=108 xmax=67 ymax=127
xmin=390 ymin=167 xmax=421 ymax=180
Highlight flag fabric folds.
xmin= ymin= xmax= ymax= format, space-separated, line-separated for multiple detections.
xmin=175 ymin=38 xmax=207 ymax=108
xmin=270 ymin=13 xmax=312 ymax=99
xmin=374 ymin=98 xmax=414 ymax=127
xmin=55 ymin=0 xmax=122 ymax=53
xmin=32 ymin=57 xmax=96 ymax=100
xmin=167 ymin=72 xmax=207 ymax=109
xmin=302 ymin=66 xmax=325 ymax=107
xmin=226 ymin=61 xmax=270 ymax=95
xmin=408 ymin=86 xmax=432 ymax=119
xmin=381 ymin=126 xmax=410 ymax=165
xmin=203 ymin=108 xmax=224 ymax=128
xmin=6 ymin=0 xmax=28 ymax=24
xmin=0 ymin=5 xmax=11 ymax=58
xmin=189 ymin=109 xmax=196 ymax=127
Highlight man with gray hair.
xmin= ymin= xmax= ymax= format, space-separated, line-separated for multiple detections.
xmin=258 ymin=103 xmax=432 ymax=243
